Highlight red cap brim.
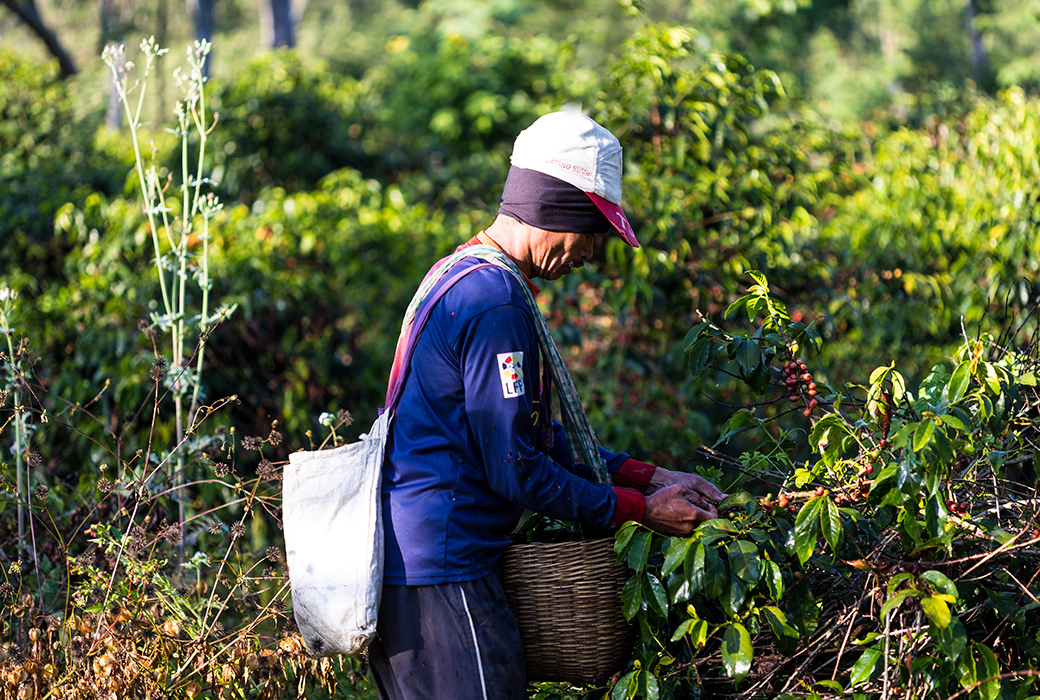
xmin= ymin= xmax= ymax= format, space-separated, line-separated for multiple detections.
xmin=587 ymin=192 xmax=639 ymax=248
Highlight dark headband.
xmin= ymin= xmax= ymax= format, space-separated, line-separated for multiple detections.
xmin=498 ymin=166 xmax=611 ymax=234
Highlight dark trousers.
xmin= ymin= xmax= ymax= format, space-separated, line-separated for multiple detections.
xmin=369 ymin=570 xmax=528 ymax=700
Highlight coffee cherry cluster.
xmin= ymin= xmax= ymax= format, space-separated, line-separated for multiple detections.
xmin=946 ymin=499 xmax=969 ymax=516
xmin=782 ymin=357 xmax=819 ymax=417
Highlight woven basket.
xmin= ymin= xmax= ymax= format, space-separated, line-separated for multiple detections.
xmin=499 ymin=537 xmax=634 ymax=684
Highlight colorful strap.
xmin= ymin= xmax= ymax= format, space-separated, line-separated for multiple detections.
xmin=382 ymin=262 xmax=497 ymax=414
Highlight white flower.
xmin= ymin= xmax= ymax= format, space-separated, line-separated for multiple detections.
xmin=318 ymin=412 xmax=334 ymax=427
xmin=0 ymin=289 xmax=9 ymax=301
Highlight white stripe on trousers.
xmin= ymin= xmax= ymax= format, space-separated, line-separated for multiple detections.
xmin=459 ymin=586 xmax=490 ymax=700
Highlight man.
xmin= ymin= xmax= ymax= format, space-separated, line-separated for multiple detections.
xmin=370 ymin=110 xmax=725 ymax=700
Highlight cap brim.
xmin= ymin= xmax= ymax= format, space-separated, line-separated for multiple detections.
xmin=587 ymin=192 xmax=639 ymax=248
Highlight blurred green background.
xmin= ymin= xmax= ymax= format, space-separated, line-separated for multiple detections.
xmin=2 ymin=0 xmax=1039 ymax=479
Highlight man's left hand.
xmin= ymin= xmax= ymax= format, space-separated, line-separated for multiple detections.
xmin=646 ymin=468 xmax=727 ymax=518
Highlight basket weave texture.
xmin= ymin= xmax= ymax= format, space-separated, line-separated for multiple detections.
xmin=499 ymin=537 xmax=635 ymax=684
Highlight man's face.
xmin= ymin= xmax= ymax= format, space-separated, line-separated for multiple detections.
xmin=531 ymin=230 xmax=601 ymax=281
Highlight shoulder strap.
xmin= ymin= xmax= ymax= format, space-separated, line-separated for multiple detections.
xmin=383 ymin=261 xmax=497 ymax=414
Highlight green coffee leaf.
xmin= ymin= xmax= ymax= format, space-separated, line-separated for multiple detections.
xmin=688 ymin=337 xmax=712 ymax=378
xmin=682 ymin=322 xmax=708 ymax=352
xmin=722 ymin=622 xmax=753 ymax=685
xmin=820 ymin=497 xmax=842 ymax=555
xmin=646 ymin=573 xmax=668 ymax=619
xmin=921 ymin=595 xmax=951 ymax=629
xmin=728 ymin=540 xmax=761 ymax=584
xmin=936 ymin=618 xmax=967 ymax=661
xmin=913 ymin=420 xmax=936 ymax=452
xmin=614 ymin=522 xmax=639 ymax=557
xmin=621 ymin=576 xmax=642 ymax=621
xmin=977 ymin=643 xmax=1000 ymax=700
xmin=628 ymin=530 xmax=652 ymax=573
xmin=663 ymin=537 xmax=694 ymax=576
xmin=794 ymin=496 xmax=823 ymax=565
xmin=921 ymin=570 xmax=959 ymax=600
xmin=685 ymin=542 xmax=706 ymax=593
xmin=850 ymin=647 xmax=881 ymax=687
xmin=949 ymin=361 xmax=971 ymax=403
xmin=639 ymin=670 xmax=660 ymax=700
xmin=725 ymin=296 xmax=751 ymax=320
xmin=764 ymin=559 xmax=785 ymax=601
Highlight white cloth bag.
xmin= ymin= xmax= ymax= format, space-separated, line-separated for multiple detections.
xmin=283 ymin=410 xmax=390 ymax=656
xmin=281 ymin=256 xmax=509 ymax=657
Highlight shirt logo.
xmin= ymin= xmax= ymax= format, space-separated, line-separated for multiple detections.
xmin=497 ymin=352 xmax=525 ymax=399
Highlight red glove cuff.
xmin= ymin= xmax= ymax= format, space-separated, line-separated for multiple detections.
xmin=614 ymin=458 xmax=658 ymax=492
xmin=611 ymin=487 xmax=646 ymax=526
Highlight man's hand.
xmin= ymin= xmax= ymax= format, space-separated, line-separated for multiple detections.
xmin=646 ymin=468 xmax=726 ymax=515
xmin=642 ymin=484 xmax=717 ymax=537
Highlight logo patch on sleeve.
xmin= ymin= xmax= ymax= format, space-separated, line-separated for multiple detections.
xmin=497 ymin=352 xmax=525 ymax=398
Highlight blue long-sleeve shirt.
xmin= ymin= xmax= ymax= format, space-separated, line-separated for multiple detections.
xmin=381 ymin=257 xmax=631 ymax=585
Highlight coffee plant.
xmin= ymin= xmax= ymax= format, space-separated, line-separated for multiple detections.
xmin=596 ymin=272 xmax=1040 ymax=699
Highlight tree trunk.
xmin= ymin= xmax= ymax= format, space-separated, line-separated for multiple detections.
xmin=187 ymin=0 xmax=214 ymax=76
xmin=187 ymin=0 xmax=214 ymax=43
xmin=965 ymin=0 xmax=988 ymax=85
xmin=0 ymin=0 xmax=76 ymax=77
xmin=259 ymin=0 xmax=294 ymax=48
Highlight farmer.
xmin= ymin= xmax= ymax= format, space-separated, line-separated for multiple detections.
xmin=370 ymin=109 xmax=726 ymax=700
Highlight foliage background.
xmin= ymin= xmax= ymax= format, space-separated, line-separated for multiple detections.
xmin=2 ymin=0 xmax=1040 ymax=697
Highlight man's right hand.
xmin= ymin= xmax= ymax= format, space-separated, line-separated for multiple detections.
xmin=642 ymin=484 xmax=717 ymax=537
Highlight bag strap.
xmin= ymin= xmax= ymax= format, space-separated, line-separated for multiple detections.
xmin=382 ymin=262 xmax=497 ymax=414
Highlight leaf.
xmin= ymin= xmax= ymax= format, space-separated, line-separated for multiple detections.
xmin=913 ymin=420 xmax=936 ymax=452
xmin=639 ymin=670 xmax=660 ymax=700
xmin=761 ymin=605 xmax=799 ymax=656
xmin=794 ymin=497 xmax=823 ymax=565
xmin=687 ymin=619 xmax=710 ymax=648
xmin=849 ymin=647 xmax=882 ymax=687
xmin=628 ymin=530 xmax=652 ymax=573
xmin=921 ymin=595 xmax=951 ymax=629
xmin=614 ymin=522 xmax=639 ymax=557
xmin=763 ymin=559 xmax=785 ymax=601
xmin=682 ymin=322 xmax=708 ymax=352
xmin=921 ymin=570 xmax=959 ymax=600
xmin=881 ymin=590 xmax=920 ymax=619
xmin=621 ymin=576 xmax=642 ymax=621
xmin=714 ymin=410 xmax=753 ymax=447
xmin=671 ymin=617 xmax=697 ymax=642
xmin=820 ymin=497 xmax=842 ymax=555
xmin=734 ymin=337 xmax=764 ymax=378
xmin=747 ymin=269 xmax=769 ymax=289
xmin=938 ymin=413 xmax=967 ymax=432
xmin=663 ymin=537 xmax=694 ymax=576
xmin=935 ymin=618 xmax=967 ymax=661
xmin=725 ymin=296 xmax=751 ymax=320
xmin=728 ymin=540 xmax=761 ymax=584
xmin=721 ymin=571 xmax=747 ymax=616
xmin=983 ymin=363 xmax=1002 ymax=395
xmin=977 ymin=643 xmax=1000 ymax=700
xmin=688 ymin=337 xmax=712 ymax=378
xmin=685 ymin=542 xmax=706 ymax=593
xmin=646 ymin=573 xmax=668 ymax=619
xmin=869 ymin=365 xmax=891 ymax=385
xmin=722 ymin=622 xmax=753 ymax=685
xmin=814 ymin=680 xmax=845 ymax=696
xmin=958 ymin=646 xmax=977 ymax=689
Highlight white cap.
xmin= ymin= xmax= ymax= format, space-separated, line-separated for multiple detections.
xmin=510 ymin=110 xmax=639 ymax=248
